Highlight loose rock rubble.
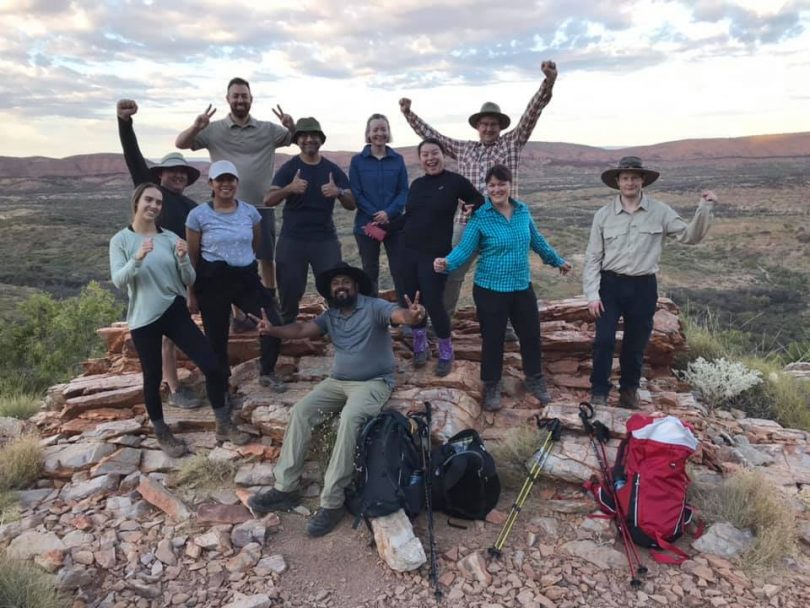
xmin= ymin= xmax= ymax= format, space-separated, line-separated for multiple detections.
xmin=0 ymin=294 xmax=807 ymax=607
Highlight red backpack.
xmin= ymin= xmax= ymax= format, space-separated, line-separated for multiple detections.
xmin=585 ymin=414 xmax=700 ymax=564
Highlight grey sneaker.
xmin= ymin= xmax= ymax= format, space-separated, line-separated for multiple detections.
xmin=525 ymin=373 xmax=552 ymax=405
xmin=167 ymin=386 xmax=202 ymax=409
xmin=215 ymin=419 xmax=250 ymax=446
xmin=590 ymin=393 xmax=608 ymax=407
xmin=259 ymin=372 xmax=287 ymax=393
xmin=482 ymin=381 xmax=502 ymax=411
xmin=154 ymin=428 xmax=188 ymax=458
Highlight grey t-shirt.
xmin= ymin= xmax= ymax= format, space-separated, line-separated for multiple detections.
xmin=185 ymin=200 xmax=261 ymax=267
xmin=313 ymin=295 xmax=398 ymax=386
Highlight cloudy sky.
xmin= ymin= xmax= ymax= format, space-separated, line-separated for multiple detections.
xmin=2 ymin=0 xmax=809 ymax=158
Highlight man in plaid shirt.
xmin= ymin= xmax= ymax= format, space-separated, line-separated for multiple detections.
xmin=399 ymin=60 xmax=558 ymax=335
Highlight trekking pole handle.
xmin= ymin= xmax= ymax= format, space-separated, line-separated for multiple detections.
xmin=536 ymin=416 xmax=563 ymax=441
xmin=578 ymin=402 xmax=594 ymax=434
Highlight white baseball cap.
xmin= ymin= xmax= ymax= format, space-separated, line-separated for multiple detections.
xmin=208 ymin=160 xmax=240 ymax=181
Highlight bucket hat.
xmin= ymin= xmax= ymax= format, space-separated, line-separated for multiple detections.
xmin=600 ymin=156 xmax=660 ymax=189
xmin=148 ymin=152 xmax=200 ymax=185
xmin=293 ymin=117 xmax=326 ymax=144
xmin=468 ymin=102 xmax=511 ymax=130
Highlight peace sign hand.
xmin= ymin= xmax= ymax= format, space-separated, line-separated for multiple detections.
xmin=273 ymin=104 xmax=295 ymax=131
xmin=247 ymin=309 xmax=274 ymax=336
xmin=194 ymin=104 xmax=216 ymax=130
xmin=403 ymin=291 xmax=426 ymax=324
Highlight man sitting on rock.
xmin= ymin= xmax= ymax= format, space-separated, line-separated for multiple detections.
xmin=247 ymin=263 xmax=426 ymax=537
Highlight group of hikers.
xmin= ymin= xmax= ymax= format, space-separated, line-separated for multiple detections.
xmin=109 ymin=61 xmax=718 ymax=538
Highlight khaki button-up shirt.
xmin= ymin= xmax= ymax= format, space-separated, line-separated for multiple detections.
xmin=582 ymin=194 xmax=714 ymax=301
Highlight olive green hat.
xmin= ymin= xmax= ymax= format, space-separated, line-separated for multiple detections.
xmin=468 ymin=102 xmax=510 ymax=130
xmin=292 ymin=117 xmax=326 ymax=144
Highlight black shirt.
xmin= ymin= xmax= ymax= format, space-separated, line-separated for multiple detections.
xmin=393 ymin=170 xmax=484 ymax=257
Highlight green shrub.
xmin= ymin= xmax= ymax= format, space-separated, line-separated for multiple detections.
xmin=0 ymin=392 xmax=41 ymax=420
xmin=0 ymin=552 xmax=66 ymax=608
xmin=0 ymin=282 xmax=122 ymax=392
xmin=0 ymin=435 xmax=43 ymax=491
xmin=691 ymin=470 xmax=796 ymax=571
xmin=740 ymin=358 xmax=810 ymax=431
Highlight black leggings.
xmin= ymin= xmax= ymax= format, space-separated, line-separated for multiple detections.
xmin=194 ymin=260 xmax=282 ymax=378
xmin=129 ymin=296 xmax=227 ymax=422
xmin=399 ymin=246 xmax=451 ymax=338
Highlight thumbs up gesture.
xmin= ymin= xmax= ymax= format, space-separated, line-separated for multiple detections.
xmin=321 ymin=172 xmax=341 ymax=199
xmin=287 ymin=169 xmax=308 ymax=195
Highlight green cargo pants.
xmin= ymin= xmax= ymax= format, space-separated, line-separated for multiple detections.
xmin=272 ymin=377 xmax=392 ymax=509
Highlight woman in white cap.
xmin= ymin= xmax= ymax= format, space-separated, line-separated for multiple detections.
xmin=110 ymin=183 xmax=243 ymax=456
xmin=186 ymin=160 xmax=286 ymax=407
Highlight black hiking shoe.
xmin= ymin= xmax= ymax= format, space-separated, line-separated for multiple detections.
xmin=525 ymin=373 xmax=552 ymax=405
xmin=482 ymin=381 xmax=502 ymax=412
xmin=248 ymin=488 xmax=300 ymax=515
xmin=167 ymin=386 xmax=202 ymax=409
xmin=619 ymin=387 xmax=639 ymax=409
xmin=259 ymin=372 xmax=287 ymax=393
xmin=215 ymin=419 xmax=250 ymax=446
xmin=590 ymin=393 xmax=608 ymax=407
xmin=307 ymin=506 xmax=346 ymax=537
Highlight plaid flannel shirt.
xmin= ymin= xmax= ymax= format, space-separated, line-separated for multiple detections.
xmin=445 ymin=198 xmax=565 ymax=292
xmin=404 ymin=77 xmax=555 ymax=202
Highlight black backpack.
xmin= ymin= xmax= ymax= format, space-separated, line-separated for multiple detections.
xmin=431 ymin=429 xmax=501 ymax=520
xmin=345 ymin=409 xmax=429 ymax=526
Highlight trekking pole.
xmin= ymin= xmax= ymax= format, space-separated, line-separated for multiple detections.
xmin=488 ymin=417 xmax=562 ymax=558
xmin=578 ymin=402 xmax=648 ymax=588
xmin=421 ymin=401 xmax=442 ymax=601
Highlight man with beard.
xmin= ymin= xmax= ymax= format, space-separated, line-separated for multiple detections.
xmin=116 ymin=98 xmax=202 ymax=409
xmin=264 ymin=117 xmax=356 ymax=324
xmin=246 ymin=263 xmax=426 ymax=537
xmin=399 ymin=60 xmax=558 ymax=340
xmin=175 ymin=77 xmax=294 ymax=319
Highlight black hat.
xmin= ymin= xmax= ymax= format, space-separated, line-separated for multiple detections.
xmin=601 ymin=156 xmax=660 ymax=189
xmin=315 ymin=263 xmax=374 ymax=299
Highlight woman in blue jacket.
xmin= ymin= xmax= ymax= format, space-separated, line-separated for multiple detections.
xmin=349 ymin=114 xmax=408 ymax=301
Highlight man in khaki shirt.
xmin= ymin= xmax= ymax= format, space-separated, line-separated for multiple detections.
xmin=583 ymin=156 xmax=718 ymax=408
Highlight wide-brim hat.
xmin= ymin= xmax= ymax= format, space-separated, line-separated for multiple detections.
xmin=315 ymin=263 xmax=374 ymax=299
xmin=468 ymin=102 xmax=511 ymax=130
xmin=148 ymin=152 xmax=201 ymax=185
xmin=601 ymin=156 xmax=660 ymax=189
xmin=293 ymin=117 xmax=326 ymax=143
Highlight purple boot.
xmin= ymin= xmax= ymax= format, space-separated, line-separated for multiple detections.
xmin=412 ymin=328 xmax=429 ymax=368
xmin=435 ymin=337 xmax=454 ymax=377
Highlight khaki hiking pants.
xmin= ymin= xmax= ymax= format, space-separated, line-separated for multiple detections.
xmin=273 ymin=377 xmax=392 ymax=509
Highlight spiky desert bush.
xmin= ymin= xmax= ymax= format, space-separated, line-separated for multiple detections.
xmin=0 ymin=552 xmax=66 ymax=608
xmin=679 ymin=357 xmax=762 ymax=409
xmin=0 ymin=435 xmax=43 ymax=491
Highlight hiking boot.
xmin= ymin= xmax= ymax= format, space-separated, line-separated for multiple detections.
xmin=619 ymin=387 xmax=640 ymax=409
xmin=154 ymin=427 xmax=188 ymax=458
xmin=504 ymin=322 xmax=518 ymax=343
xmin=167 ymin=386 xmax=202 ymax=409
xmin=230 ymin=315 xmax=257 ymax=334
xmin=412 ymin=328 xmax=429 ymax=369
xmin=435 ymin=337 xmax=454 ymax=377
xmin=482 ymin=381 xmax=502 ymax=411
xmin=590 ymin=393 xmax=608 ymax=407
xmin=307 ymin=506 xmax=346 ymax=537
xmin=525 ymin=373 xmax=552 ymax=405
xmin=215 ymin=417 xmax=251 ymax=446
xmin=259 ymin=372 xmax=287 ymax=393
xmin=248 ymin=488 xmax=300 ymax=515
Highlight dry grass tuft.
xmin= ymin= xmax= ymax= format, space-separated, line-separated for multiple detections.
xmin=489 ymin=422 xmax=550 ymax=490
xmin=0 ymin=391 xmax=41 ymax=420
xmin=691 ymin=469 xmax=797 ymax=571
xmin=0 ymin=491 xmax=20 ymax=524
xmin=172 ymin=454 xmax=237 ymax=490
xmin=0 ymin=551 xmax=66 ymax=608
xmin=0 ymin=434 xmax=43 ymax=491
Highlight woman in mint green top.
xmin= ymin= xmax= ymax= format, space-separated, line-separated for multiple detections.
xmin=109 ymin=183 xmax=248 ymax=456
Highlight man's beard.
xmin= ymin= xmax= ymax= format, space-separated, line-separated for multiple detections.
xmin=328 ymin=291 xmax=357 ymax=309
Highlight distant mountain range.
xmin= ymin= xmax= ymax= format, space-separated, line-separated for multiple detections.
xmin=1 ymin=132 xmax=809 ymax=178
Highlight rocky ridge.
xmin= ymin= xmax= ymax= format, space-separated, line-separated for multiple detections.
xmin=1 ymin=295 xmax=809 ymax=608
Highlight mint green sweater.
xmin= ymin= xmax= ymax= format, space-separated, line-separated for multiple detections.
xmin=109 ymin=227 xmax=196 ymax=330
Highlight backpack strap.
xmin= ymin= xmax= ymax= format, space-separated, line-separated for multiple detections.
xmin=649 ymin=532 xmax=690 ymax=565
